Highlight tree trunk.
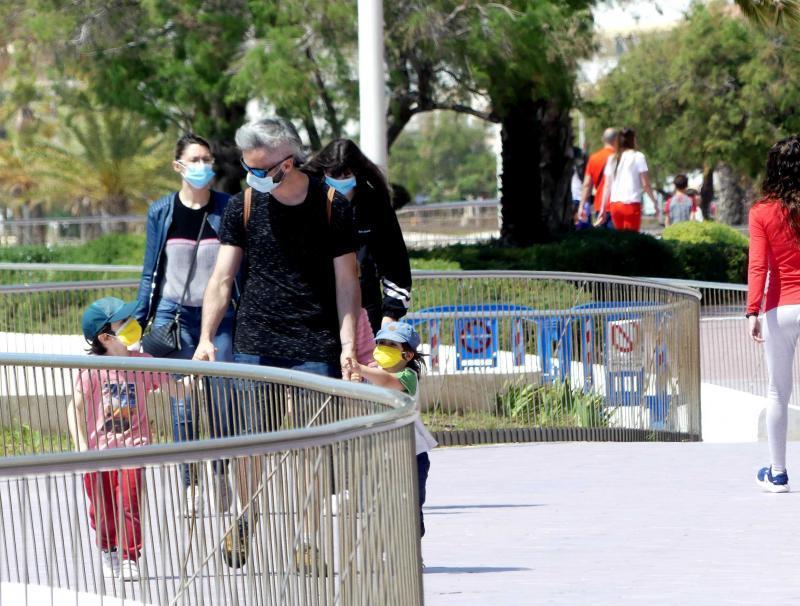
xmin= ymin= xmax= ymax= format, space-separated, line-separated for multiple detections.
xmin=500 ymin=97 xmax=542 ymax=245
xmin=539 ymin=101 xmax=575 ymax=238
xmin=212 ymin=141 xmax=245 ymax=195
xmin=700 ymin=164 xmax=714 ymax=219
xmin=714 ymin=163 xmax=746 ymax=225
xmin=103 ymin=195 xmax=130 ymax=233
xmin=499 ymin=97 xmax=574 ymax=245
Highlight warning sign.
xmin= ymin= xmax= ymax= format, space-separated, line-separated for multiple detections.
xmin=606 ymin=319 xmax=644 ymax=372
xmin=455 ymin=317 xmax=498 ymax=369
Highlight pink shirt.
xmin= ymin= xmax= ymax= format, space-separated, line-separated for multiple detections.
xmin=74 ymin=352 xmax=169 ymax=450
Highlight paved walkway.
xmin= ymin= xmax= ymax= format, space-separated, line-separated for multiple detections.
xmin=422 ymin=441 xmax=800 ymax=605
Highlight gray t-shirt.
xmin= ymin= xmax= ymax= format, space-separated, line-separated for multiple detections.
xmin=667 ymin=192 xmax=693 ymax=224
xmin=161 ymin=196 xmax=220 ymax=307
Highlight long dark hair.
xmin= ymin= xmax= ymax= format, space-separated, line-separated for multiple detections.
xmin=613 ymin=128 xmax=637 ymax=178
xmin=761 ymin=135 xmax=800 ymax=240
xmin=403 ymin=344 xmax=427 ymax=375
xmin=303 ymin=139 xmax=390 ymax=201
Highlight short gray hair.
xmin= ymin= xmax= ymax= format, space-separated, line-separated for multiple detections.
xmin=602 ymin=127 xmax=618 ymax=145
xmin=235 ymin=118 xmax=306 ymax=161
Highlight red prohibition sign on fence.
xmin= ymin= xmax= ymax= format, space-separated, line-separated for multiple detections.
xmin=611 ymin=323 xmax=639 ymax=353
xmin=459 ymin=319 xmax=493 ymax=354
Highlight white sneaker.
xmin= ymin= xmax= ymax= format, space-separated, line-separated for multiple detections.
xmin=184 ymin=484 xmax=202 ymax=517
xmin=101 ymin=550 xmax=119 ymax=578
xmin=213 ymin=473 xmax=233 ymax=512
xmin=118 ymin=559 xmax=140 ymax=581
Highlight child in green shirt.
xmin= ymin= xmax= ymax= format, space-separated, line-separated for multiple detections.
xmin=354 ymin=322 xmax=436 ymax=538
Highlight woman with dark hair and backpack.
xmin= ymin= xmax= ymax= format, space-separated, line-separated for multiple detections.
xmin=748 ymin=135 xmax=800 ymax=493
xmin=304 ymin=139 xmax=412 ymax=334
xmin=134 ymin=133 xmax=237 ymax=515
xmin=596 ymin=127 xmax=658 ymax=232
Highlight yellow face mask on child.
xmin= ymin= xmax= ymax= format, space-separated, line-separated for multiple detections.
xmin=115 ymin=318 xmax=142 ymax=347
xmin=373 ymin=345 xmax=404 ymax=369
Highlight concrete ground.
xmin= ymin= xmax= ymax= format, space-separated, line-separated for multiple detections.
xmin=422 ymin=441 xmax=800 ymax=606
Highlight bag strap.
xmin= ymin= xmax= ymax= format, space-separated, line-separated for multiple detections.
xmin=176 ymin=212 xmax=208 ymax=313
xmin=244 ymin=187 xmax=253 ymax=229
xmin=326 ymin=185 xmax=335 ymax=224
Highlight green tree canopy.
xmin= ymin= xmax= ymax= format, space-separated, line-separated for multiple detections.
xmin=586 ymin=2 xmax=800 ymax=186
xmin=389 ymin=112 xmax=497 ymax=202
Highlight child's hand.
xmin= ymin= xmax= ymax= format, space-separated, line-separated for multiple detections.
xmin=343 ymin=357 xmax=362 ymax=382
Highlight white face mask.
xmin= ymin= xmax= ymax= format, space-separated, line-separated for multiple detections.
xmin=246 ymin=171 xmax=278 ymax=194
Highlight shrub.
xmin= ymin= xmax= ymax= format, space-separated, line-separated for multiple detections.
xmin=661 ymin=222 xmax=748 ymax=283
xmin=495 ymin=378 xmax=611 ymax=428
xmin=411 ymin=225 xmax=749 ymax=283
xmin=662 ymin=221 xmax=748 ymax=247
xmin=410 ymin=258 xmax=462 ymax=271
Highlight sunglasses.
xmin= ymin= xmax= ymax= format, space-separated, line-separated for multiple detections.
xmin=240 ymin=155 xmax=293 ymax=179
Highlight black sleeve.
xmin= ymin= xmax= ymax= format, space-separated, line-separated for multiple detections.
xmin=369 ymin=188 xmax=412 ymax=319
xmin=218 ymin=193 xmax=246 ymax=248
xmin=330 ymin=191 xmax=357 ymax=259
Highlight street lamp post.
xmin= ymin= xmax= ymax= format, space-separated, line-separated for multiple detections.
xmin=357 ymin=0 xmax=388 ymax=170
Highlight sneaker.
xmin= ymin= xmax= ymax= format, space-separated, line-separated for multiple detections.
xmin=294 ymin=541 xmax=328 ymax=576
xmin=119 ymin=559 xmax=140 ymax=581
xmin=223 ymin=516 xmax=251 ymax=569
xmin=184 ymin=484 xmax=202 ymax=517
xmin=757 ymin=466 xmax=790 ymax=493
xmin=101 ymin=550 xmax=119 ymax=578
xmin=213 ymin=473 xmax=233 ymax=513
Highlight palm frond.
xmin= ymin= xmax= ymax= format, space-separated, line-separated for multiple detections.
xmin=736 ymin=0 xmax=800 ymax=28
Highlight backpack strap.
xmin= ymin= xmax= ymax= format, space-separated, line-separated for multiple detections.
xmin=245 ymin=185 xmax=334 ymax=229
xmin=243 ymin=187 xmax=252 ymax=229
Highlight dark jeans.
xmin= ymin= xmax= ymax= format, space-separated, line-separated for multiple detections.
xmin=232 ymin=353 xmax=341 ymax=434
xmin=154 ymin=298 xmax=236 ymax=487
xmin=417 ymin=452 xmax=430 ymax=537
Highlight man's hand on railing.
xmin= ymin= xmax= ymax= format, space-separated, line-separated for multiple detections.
xmin=193 ymin=338 xmax=217 ymax=362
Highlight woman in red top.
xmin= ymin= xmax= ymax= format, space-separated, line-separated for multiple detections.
xmin=747 ymin=135 xmax=800 ymax=493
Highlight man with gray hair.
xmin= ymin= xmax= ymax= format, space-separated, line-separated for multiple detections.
xmin=194 ymin=117 xmax=360 ymax=567
xmin=195 ymin=117 xmax=359 ymax=377
xmin=578 ymin=127 xmax=617 ymax=227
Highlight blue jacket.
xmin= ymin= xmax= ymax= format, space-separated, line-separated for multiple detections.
xmin=134 ymin=190 xmax=235 ymax=326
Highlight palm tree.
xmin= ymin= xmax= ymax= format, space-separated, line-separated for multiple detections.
xmin=735 ymin=0 xmax=800 ymax=27
xmin=31 ymin=107 xmax=175 ymax=223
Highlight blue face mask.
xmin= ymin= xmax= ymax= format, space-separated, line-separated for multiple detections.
xmin=325 ymin=175 xmax=357 ymax=196
xmin=181 ymin=163 xmax=215 ymax=189
xmin=247 ymin=171 xmax=280 ymax=194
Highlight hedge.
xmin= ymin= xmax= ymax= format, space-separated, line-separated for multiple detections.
xmin=410 ymin=224 xmax=749 ymax=283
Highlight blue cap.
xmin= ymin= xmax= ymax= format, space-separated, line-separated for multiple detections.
xmin=375 ymin=322 xmax=420 ymax=350
xmin=82 ymin=297 xmax=138 ymax=341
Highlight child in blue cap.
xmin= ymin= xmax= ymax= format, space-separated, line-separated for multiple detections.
xmin=353 ymin=322 xmax=436 ymax=539
xmin=68 ymin=296 xmax=182 ymax=581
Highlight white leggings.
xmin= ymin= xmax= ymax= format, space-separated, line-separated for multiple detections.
xmin=763 ymin=305 xmax=800 ymax=470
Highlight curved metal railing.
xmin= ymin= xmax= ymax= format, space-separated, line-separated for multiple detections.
xmin=0 ymin=266 xmax=703 ymax=440
xmin=0 ymin=353 xmax=422 ymax=605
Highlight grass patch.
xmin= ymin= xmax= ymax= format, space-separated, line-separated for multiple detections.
xmin=1 ymin=425 xmax=73 ymax=455
xmin=422 ymin=411 xmax=532 ymax=432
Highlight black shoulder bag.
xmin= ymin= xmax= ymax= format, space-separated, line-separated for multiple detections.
xmin=141 ymin=212 xmax=208 ymax=357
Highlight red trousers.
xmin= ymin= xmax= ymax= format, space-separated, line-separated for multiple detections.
xmin=610 ymin=202 xmax=642 ymax=232
xmin=84 ymin=468 xmax=143 ymax=561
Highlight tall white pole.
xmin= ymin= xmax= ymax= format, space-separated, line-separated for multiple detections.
xmin=357 ymin=0 xmax=388 ymax=170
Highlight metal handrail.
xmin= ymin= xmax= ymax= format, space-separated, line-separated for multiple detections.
xmin=0 ymin=262 xmax=142 ymax=273
xmin=412 ymin=270 xmax=703 ymax=300
xmin=395 ymin=199 xmax=499 ymax=213
xmin=0 ymin=265 xmax=705 ymax=300
xmin=0 ymin=353 xmax=416 ymax=476
xmin=0 ymin=279 xmax=138 ymax=294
